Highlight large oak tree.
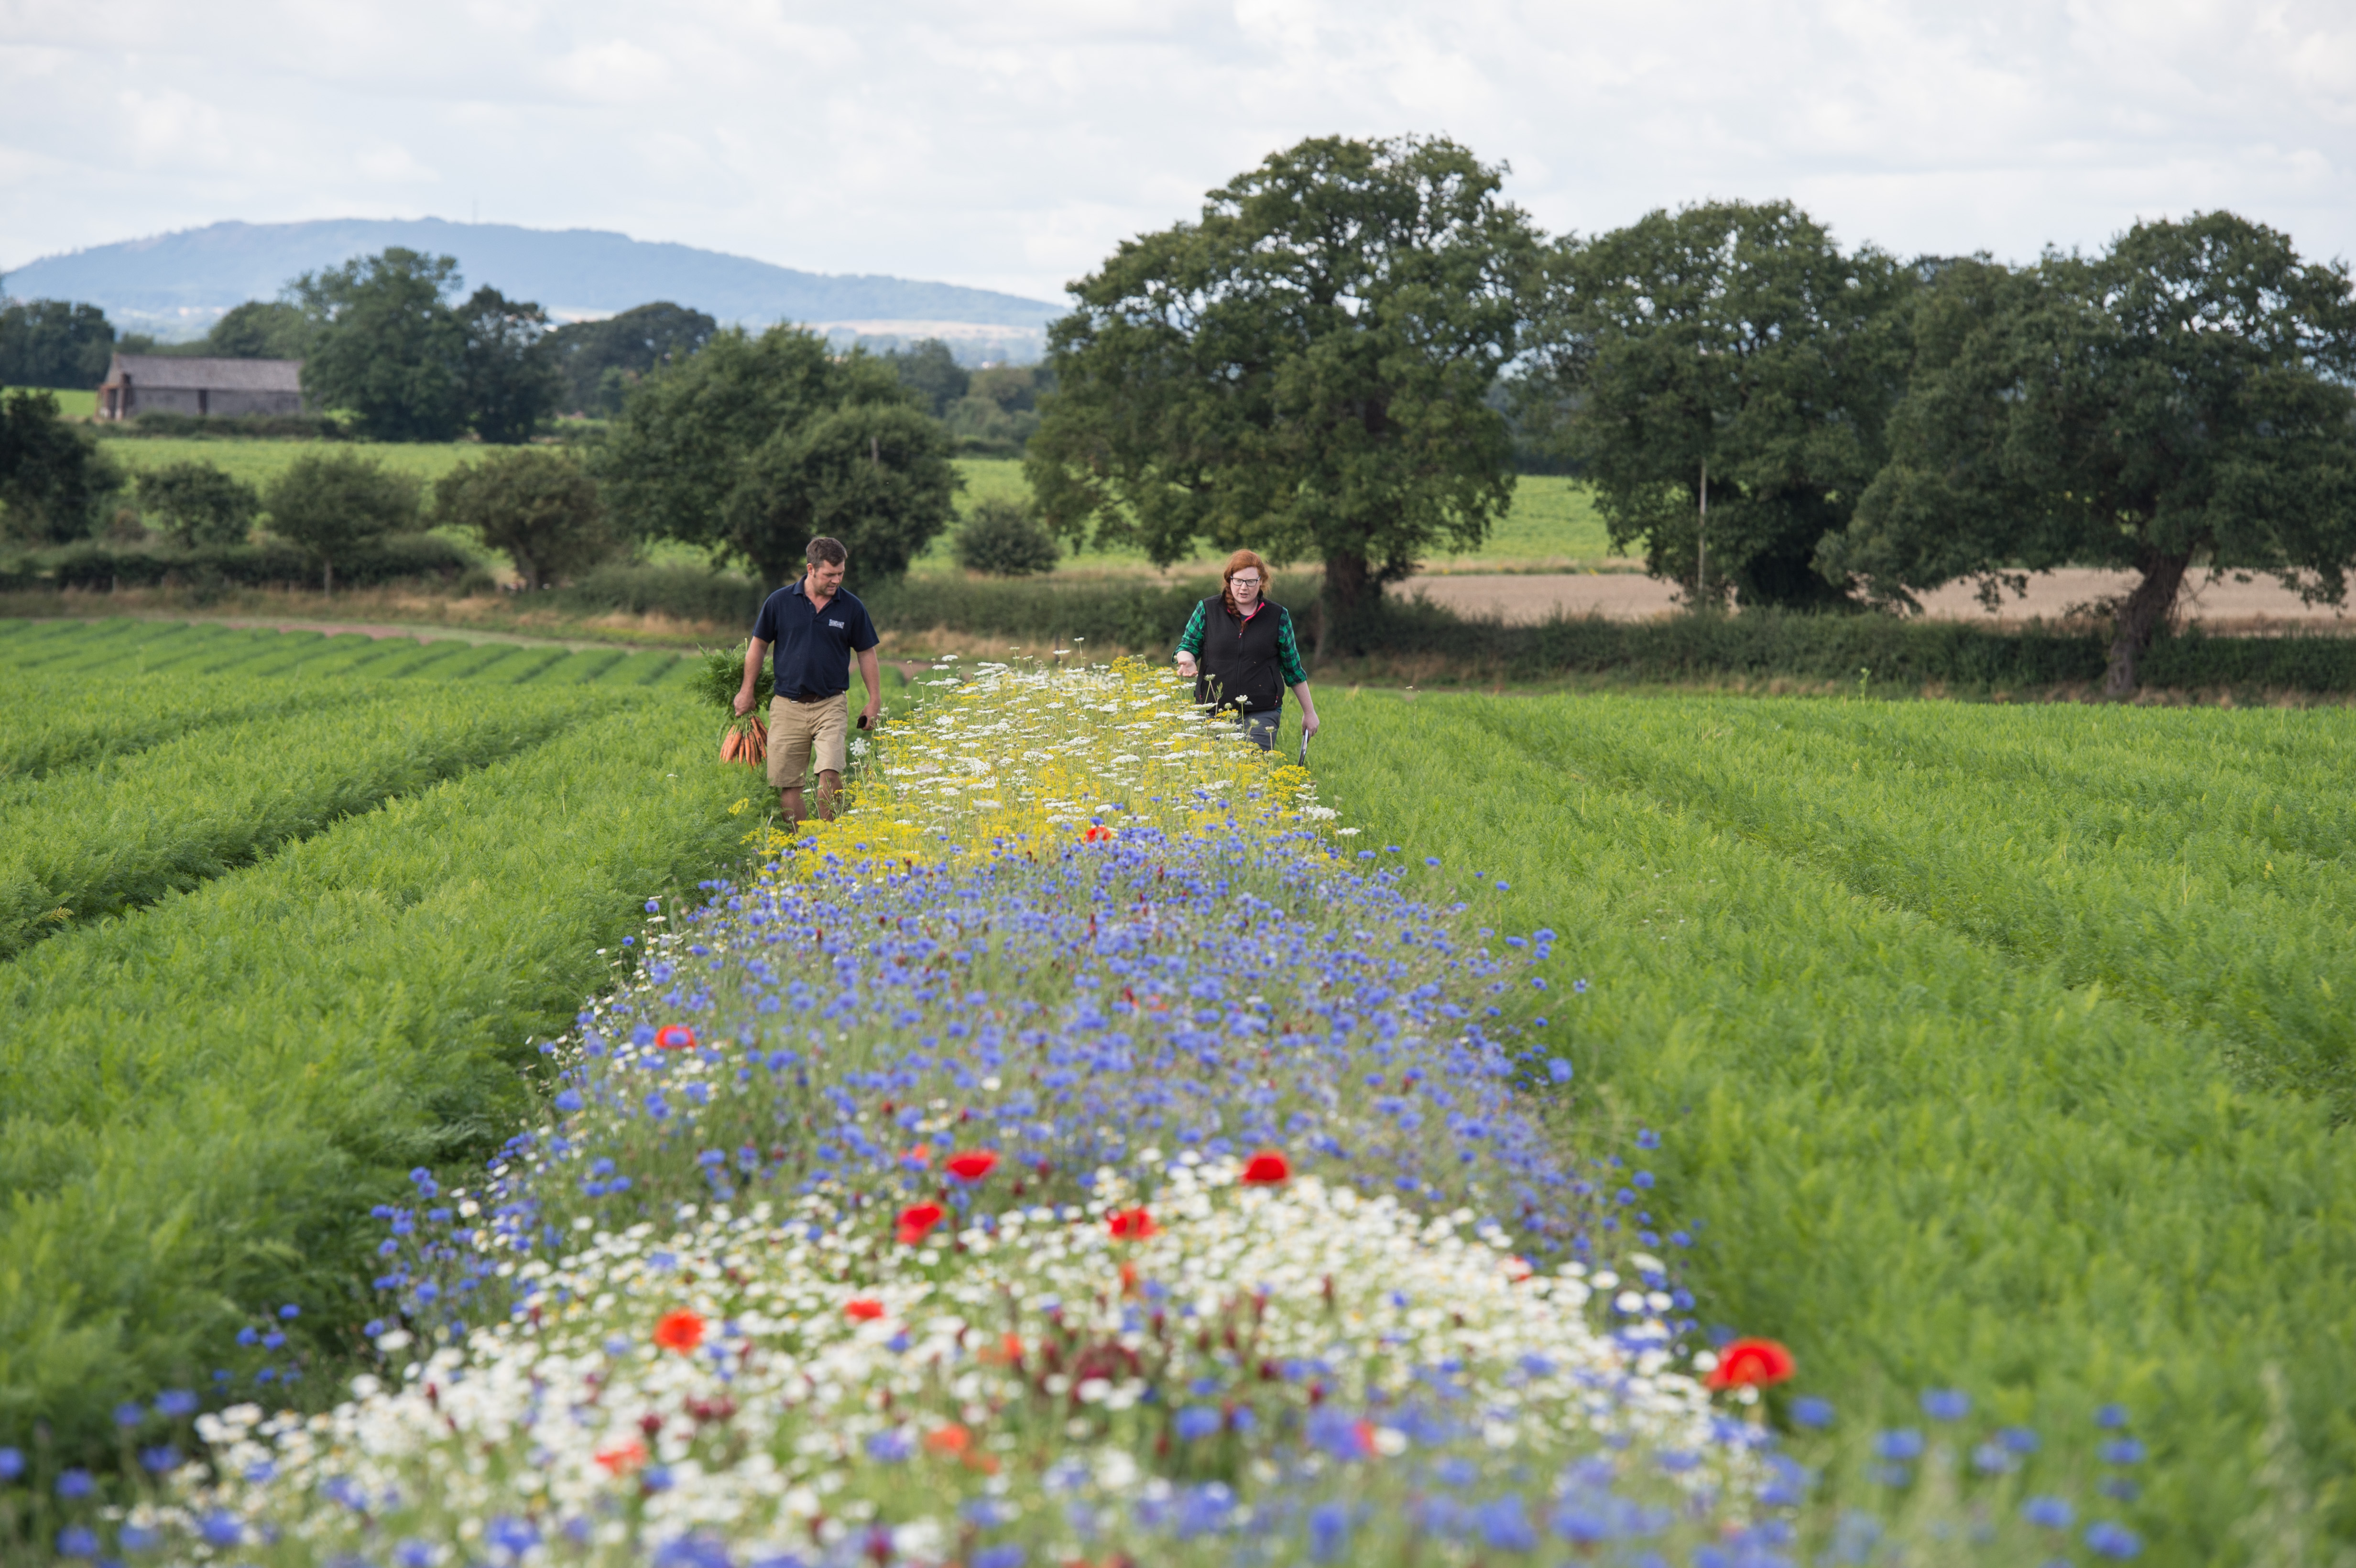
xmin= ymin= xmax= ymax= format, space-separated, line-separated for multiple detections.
xmin=1523 ymin=200 xmax=1913 ymax=609
xmin=1026 ymin=135 xmax=1542 ymax=642
xmin=1826 ymin=213 xmax=2356 ymax=694
xmin=599 ymin=327 xmax=957 ymax=589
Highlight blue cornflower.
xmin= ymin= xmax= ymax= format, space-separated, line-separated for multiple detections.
xmin=1496 ymin=881 xmax=1511 ymax=891
xmin=2095 ymin=1403 xmax=2130 ymax=1428
xmin=1771 ymin=1394 xmax=1828 ymax=1431
xmin=1573 ymin=978 xmax=1590 ymax=993
xmin=2021 ymin=1497 xmax=2073 ymax=1529
xmin=199 ymin=1512 xmax=243 ymax=1547
xmin=1547 ymin=1058 xmax=1574 ymax=1084
xmin=393 ymin=1540 xmax=437 ymax=1568
xmin=2000 ymin=1426 xmax=2041 ymax=1453
xmin=1309 ymin=1503 xmax=1352 ymax=1561
xmin=554 ymin=1089 xmax=584 ymax=1112
xmin=1875 ymin=1429 xmax=1925 ymax=1461
xmin=1635 ymin=1129 xmax=1660 ymax=1149
xmin=1474 ymin=1495 xmax=1537 ymax=1552
xmin=153 ymin=1389 xmax=198 ymax=1418
xmin=55 ymin=1468 xmax=94 ymax=1499
xmin=278 ymin=1303 xmax=300 ymax=1319
xmin=138 ymin=1446 xmax=180 ymax=1474
xmin=2085 ymin=1521 xmax=2143 ymax=1559
xmin=1921 ymin=1388 xmax=1971 ymax=1421
xmin=2101 ymin=1437 xmax=2146 ymax=1465
xmin=55 ymin=1526 xmax=99 ymax=1559
xmin=1174 ymin=1406 xmax=1222 ymax=1441
xmin=1426 ymin=857 xmax=1441 ymax=867
xmin=974 ymin=1546 xmax=1026 ymax=1568
xmin=486 ymin=1516 xmax=540 ymax=1557
xmin=864 ymin=1429 xmax=913 ymax=1463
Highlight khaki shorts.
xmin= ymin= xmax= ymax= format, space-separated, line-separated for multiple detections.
xmin=767 ymin=693 xmax=850 ymax=788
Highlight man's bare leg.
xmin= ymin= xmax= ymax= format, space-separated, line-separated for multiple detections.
xmin=815 ymin=769 xmax=842 ymax=821
xmin=779 ymin=785 xmax=806 ymax=825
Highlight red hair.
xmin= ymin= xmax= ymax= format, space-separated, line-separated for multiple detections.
xmin=1220 ymin=550 xmax=1270 ymax=615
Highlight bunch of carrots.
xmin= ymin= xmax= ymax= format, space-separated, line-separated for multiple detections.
xmin=698 ymin=642 xmax=771 ymax=769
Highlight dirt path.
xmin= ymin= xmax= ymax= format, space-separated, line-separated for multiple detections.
xmin=1393 ymin=568 xmax=2356 ymax=631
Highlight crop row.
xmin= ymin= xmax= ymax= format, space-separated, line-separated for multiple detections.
xmin=0 ymin=618 xmax=694 ymax=694
xmin=0 ymin=685 xmax=637 ymax=958
xmin=1311 ymin=690 xmax=2356 ymax=1567
xmin=0 ymin=696 xmax=755 ymax=1451
xmin=1475 ymin=697 xmax=2356 ymax=1111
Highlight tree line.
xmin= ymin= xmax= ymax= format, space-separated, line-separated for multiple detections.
xmin=1025 ymin=135 xmax=2356 ymax=693
xmin=12 ymin=136 xmax=2356 ymax=694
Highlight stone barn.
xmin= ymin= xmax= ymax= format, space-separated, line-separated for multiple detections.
xmin=97 ymin=355 xmax=305 ymax=420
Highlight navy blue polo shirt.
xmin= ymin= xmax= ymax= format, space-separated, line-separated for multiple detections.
xmin=752 ymin=578 xmax=879 ymax=701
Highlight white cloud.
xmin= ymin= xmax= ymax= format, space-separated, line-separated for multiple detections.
xmin=2 ymin=0 xmax=2352 ymax=299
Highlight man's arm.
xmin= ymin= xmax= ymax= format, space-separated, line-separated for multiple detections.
xmin=855 ymin=645 xmax=883 ymax=728
xmin=734 ymin=638 xmax=768 ymax=716
xmin=1173 ymin=600 xmax=1208 ymax=679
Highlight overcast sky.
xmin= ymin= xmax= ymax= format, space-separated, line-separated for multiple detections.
xmin=5 ymin=0 xmax=2353 ymax=304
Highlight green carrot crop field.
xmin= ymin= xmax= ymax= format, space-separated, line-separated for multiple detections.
xmin=11 ymin=615 xmax=2349 ymax=1560
xmin=0 ymin=619 xmax=882 ymax=1446
xmin=1309 ymin=689 xmax=2356 ymax=1561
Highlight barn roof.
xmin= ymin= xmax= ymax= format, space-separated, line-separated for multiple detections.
xmin=101 ymin=355 xmax=303 ymax=392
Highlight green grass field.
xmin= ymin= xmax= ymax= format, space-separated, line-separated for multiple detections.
xmin=79 ymin=439 xmax=1615 ymax=580
xmin=1306 ymin=690 xmax=2356 ymax=1563
xmin=3 ymin=387 xmax=99 ymax=419
xmin=923 ymin=459 xmax=1617 ymax=575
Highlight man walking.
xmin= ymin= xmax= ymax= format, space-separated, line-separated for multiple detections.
xmin=735 ymin=536 xmax=882 ymax=822
xmin=1173 ymin=550 xmax=1320 ymax=751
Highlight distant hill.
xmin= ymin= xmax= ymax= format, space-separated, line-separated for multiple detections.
xmin=2 ymin=218 xmax=1059 ymax=359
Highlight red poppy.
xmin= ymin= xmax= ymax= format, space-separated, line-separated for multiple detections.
xmin=844 ymin=1299 xmax=885 ymax=1321
xmin=895 ymin=1202 xmax=947 ymax=1245
xmin=1081 ymin=825 xmax=1113 ymax=843
xmin=1241 ymin=1150 xmax=1291 ymax=1185
xmin=1107 ymin=1207 xmax=1158 ymax=1240
xmin=901 ymin=1143 xmax=933 ymax=1167
xmin=923 ymin=1423 xmax=971 ymax=1456
xmin=655 ymin=1025 xmax=697 ymax=1052
xmin=944 ymin=1149 xmax=1000 ymax=1182
xmin=1705 ymin=1337 xmax=1796 ymax=1390
xmin=593 ymin=1438 xmax=647 ymax=1474
xmin=652 ymin=1310 xmax=706 ymax=1353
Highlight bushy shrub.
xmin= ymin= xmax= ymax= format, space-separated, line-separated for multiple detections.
xmin=137 ymin=460 xmax=260 ymax=548
xmin=433 ymin=448 xmax=611 ymax=590
xmin=261 ymin=450 xmax=420 ymax=591
xmin=0 ymin=390 xmax=124 ymax=545
xmin=951 ymin=497 xmax=1059 ymax=577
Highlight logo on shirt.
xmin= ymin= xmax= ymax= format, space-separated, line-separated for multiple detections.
xmin=829 ymin=619 xmax=845 ymax=629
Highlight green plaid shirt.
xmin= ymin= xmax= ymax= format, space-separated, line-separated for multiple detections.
xmin=1175 ymin=599 xmax=1309 ymax=688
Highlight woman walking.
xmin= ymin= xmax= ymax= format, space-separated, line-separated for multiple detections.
xmin=1172 ymin=550 xmax=1321 ymax=751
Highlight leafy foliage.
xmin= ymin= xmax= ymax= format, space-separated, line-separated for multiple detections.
xmin=0 ymin=686 xmax=606 ymax=958
xmin=878 ymin=336 xmax=969 ymax=417
xmin=1028 ymin=134 xmax=1542 ymax=628
xmin=546 ymin=301 xmax=717 ymax=417
xmin=293 ymin=249 xmax=469 ymax=442
xmin=458 ymin=286 xmax=562 ymax=444
xmin=136 ymin=457 xmax=260 ymax=547
xmin=202 ymin=300 xmax=313 ymax=361
xmin=432 ymin=446 xmax=611 ymax=589
xmin=1318 ymin=690 xmax=2356 ymax=1564
xmin=0 ymin=389 xmax=124 ymax=544
xmin=261 ymin=448 xmax=421 ymax=589
xmin=1525 ymin=200 xmax=1912 ymax=609
xmin=951 ymin=495 xmax=1059 ymax=576
xmin=0 ymin=297 xmax=116 ymax=390
xmin=0 ymin=676 xmax=746 ymax=1459
xmin=1827 ymin=214 xmax=2356 ymax=693
xmin=599 ymin=326 xmax=959 ymax=588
